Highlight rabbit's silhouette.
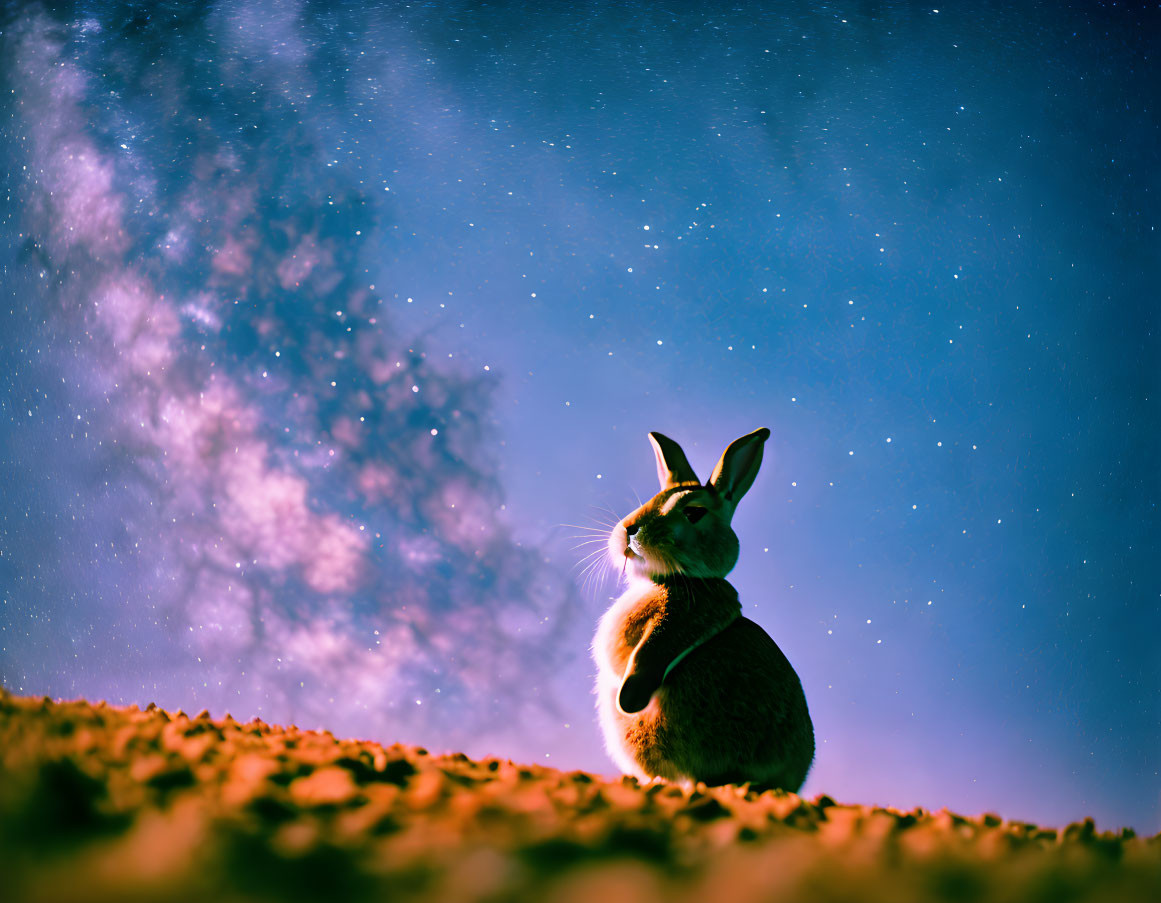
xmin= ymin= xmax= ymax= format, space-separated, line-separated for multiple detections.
xmin=592 ymin=428 xmax=814 ymax=791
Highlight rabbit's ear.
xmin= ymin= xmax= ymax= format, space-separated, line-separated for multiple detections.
xmin=648 ymin=432 xmax=699 ymax=490
xmin=708 ymin=427 xmax=771 ymax=507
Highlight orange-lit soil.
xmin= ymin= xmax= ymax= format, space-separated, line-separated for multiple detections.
xmin=1 ymin=689 xmax=1156 ymax=902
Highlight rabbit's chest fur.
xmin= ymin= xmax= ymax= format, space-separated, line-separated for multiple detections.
xmin=592 ymin=578 xmax=743 ymax=780
xmin=593 ymin=580 xmax=662 ymax=680
xmin=593 ymin=578 xmax=739 ymax=682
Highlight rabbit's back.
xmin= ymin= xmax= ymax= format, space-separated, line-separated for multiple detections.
xmin=640 ymin=617 xmax=814 ymax=791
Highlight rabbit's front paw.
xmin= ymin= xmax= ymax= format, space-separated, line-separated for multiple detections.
xmin=617 ymin=672 xmax=655 ymax=714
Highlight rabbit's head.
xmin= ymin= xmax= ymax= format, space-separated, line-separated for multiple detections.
xmin=609 ymin=427 xmax=770 ymax=582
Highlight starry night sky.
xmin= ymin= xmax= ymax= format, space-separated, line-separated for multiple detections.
xmin=1 ymin=2 xmax=1158 ymax=831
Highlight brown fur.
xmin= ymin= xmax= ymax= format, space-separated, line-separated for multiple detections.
xmin=592 ymin=428 xmax=815 ymax=791
xmin=595 ymin=577 xmax=814 ymax=790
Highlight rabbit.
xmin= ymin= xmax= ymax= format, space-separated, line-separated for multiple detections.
xmin=592 ymin=427 xmax=814 ymax=792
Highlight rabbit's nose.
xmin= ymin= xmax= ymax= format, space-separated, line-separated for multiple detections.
xmin=625 ymin=524 xmax=639 ymax=536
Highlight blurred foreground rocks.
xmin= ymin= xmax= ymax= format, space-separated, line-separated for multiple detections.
xmin=1 ymin=689 xmax=1157 ymax=902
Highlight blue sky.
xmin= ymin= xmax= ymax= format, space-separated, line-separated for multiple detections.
xmin=1 ymin=1 xmax=1157 ymax=831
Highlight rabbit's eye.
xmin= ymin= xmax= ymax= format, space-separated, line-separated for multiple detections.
xmin=683 ymin=506 xmax=708 ymax=524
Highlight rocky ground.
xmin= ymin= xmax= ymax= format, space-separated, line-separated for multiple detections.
xmin=1 ymin=690 xmax=1156 ymax=902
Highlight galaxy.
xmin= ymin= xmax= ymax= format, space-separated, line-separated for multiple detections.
xmin=1 ymin=2 xmax=1157 ymax=832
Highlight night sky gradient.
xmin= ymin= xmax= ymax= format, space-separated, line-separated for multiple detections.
xmin=1 ymin=2 xmax=1158 ymax=832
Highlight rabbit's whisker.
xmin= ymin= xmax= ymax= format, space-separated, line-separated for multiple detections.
xmin=573 ymin=550 xmax=612 ymax=575
xmin=569 ymin=540 xmax=609 ymax=552
xmin=571 ymin=550 xmax=608 ymax=572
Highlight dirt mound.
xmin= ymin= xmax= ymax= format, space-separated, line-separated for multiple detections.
xmin=1 ymin=690 xmax=1156 ymax=902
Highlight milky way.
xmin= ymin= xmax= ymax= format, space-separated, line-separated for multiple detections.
xmin=2 ymin=6 xmax=576 ymax=750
